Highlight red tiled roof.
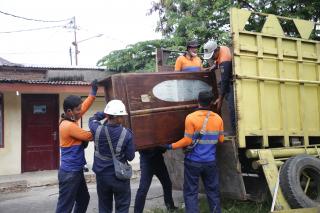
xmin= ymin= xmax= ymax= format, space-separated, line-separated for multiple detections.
xmin=0 ymin=79 xmax=90 ymax=85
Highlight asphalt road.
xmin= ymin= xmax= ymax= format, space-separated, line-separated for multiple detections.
xmin=0 ymin=178 xmax=183 ymax=213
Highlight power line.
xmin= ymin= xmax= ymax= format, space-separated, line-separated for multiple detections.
xmin=0 ymin=50 xmax=67 ymax=55
xmin=0 ymin=10 xmax=72 ymax=23
xmin=0 ymin=25 xmax=67 ymax=33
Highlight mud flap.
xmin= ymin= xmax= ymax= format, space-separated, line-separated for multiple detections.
xmin=164 ymin=137 xmax=247 ymax=200
xmin=164 ymin=149 xmax=185 ymax=191
xmin=216 ymin=137 xmax=247 ymax=200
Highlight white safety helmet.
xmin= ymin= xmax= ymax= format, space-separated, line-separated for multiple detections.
xmin=104 ymin=100 xmax=128 ymax=116
xmin=203 ymin=40 xmax=218 ymax=60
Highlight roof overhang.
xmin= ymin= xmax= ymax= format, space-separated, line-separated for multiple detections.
xmin=0 ymin=83 xmax=104 ymax=94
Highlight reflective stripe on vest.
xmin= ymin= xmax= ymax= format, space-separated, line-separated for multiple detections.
xmin=94 ymin=125 xmax=112 ymax=161
xmin=94 ymin=125 xmax=127 ymax=161
xmin=184 ymin=132 xmax=193 ymax=138
xmin=196 ymin=130 xmax=221 ymax=144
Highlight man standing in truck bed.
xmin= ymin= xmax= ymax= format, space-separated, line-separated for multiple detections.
xmin=174 ymin=40 xmax=202 ymax=72
xmin=203 ymin=40 xmax=235 ymax=135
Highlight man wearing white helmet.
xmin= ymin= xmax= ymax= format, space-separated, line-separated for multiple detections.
xmin=203 ymin=40 xmax=235 ymax=135
xmin=89 ymin=100 xmax=135 ymax=213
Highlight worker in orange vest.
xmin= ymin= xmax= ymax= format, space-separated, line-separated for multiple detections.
xmin=204 ymin=40 xmax=235 ymax=135
xmin=56 ymin=80 xmax=98 ymax=213
xmin=164 ymin=91 xmax=224 ymax=213
xmin=174 ymin=40 xmax=202 ymax=72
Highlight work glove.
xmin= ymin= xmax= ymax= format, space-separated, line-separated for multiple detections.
xmin=90 ymin=79 xmax=98 ymax=96
xmin=157 ymin=145 xmax=167 ymax=153
xmin=159 ymin=144 xmax=172 ymax=151
xmin=82 ymin=141 xmax=89 ymax=149
xmin=95 ymin=111 xmax=106 ymax=121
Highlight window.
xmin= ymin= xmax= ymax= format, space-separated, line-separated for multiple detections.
xmin=0 ymin=94 xmax=3 ymax=148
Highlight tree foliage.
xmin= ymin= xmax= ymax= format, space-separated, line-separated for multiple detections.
xmin=149 ymin=0 xmax=320 ymax=45
xmin=148 ymin=0 xmax=234 ymax=46
xmin=98 ymin=0 xmax=320 ymax=71
xmin=237 ymin=0 xmax=320 ymax=22
xmin=97 ymin=39 xmax=176 ymax=72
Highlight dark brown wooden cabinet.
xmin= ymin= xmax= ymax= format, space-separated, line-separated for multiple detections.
xmin=100 ymin=71 xmax=218 ymax=149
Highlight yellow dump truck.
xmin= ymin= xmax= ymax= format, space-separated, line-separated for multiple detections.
xmin=230 ymin=8 xmax=320 ymax=212
xmin=101 ymin=8 xmax=320 ymax=212
xmin=157 ymin=8 xmax=320 ymax=212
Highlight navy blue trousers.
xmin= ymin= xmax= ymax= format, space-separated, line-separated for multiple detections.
xmin=96 ymin=174 xmax=131 ymax=213
xmin=184 ymin=160 xmax=221 ymax=213
xmin=134 ymin=155 xmax=175 ymax=213
xmin=56 ymin=170 xmax=90 ymax=213
xmin=220 ymin=61 xmax=236 ymax=135
xmin=225 ymin=85 xmax=236 ymax=135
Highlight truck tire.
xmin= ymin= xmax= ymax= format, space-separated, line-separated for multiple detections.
xmin=279 ymin=154 xmax=320 ymax=208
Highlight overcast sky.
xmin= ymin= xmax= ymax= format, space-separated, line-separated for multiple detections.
xmin=0 ymin=0 xmax=161 ymax=67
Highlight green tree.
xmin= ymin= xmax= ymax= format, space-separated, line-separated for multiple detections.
xmin=148 ymin=0 xmax=234 ymax=46
xmin=149 ymin=0 xmax=320 ymax=44
xmin=235 ymin=0 xmax=320 ymax=22
xmin=97 ymin=39 xmax=177 ymax=72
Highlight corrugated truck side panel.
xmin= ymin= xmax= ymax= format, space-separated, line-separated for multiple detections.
xmin=231 ymin=8 xmax=320 ymax=148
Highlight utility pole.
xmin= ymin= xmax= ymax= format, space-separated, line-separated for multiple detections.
xmin=70 ymin=16 xmax=103 ymax=66
xmin=69 ymin=47 xmax=73 ymax=65
xmin=71 ymin=16 xmax=79 ymax=65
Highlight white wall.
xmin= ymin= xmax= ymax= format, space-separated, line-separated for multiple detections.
xmin=0 ymin=92 xmax=140 ymax=176
xmin=0 ymin=92 xmax=21 ymax=175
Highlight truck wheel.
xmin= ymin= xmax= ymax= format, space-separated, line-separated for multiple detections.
xmin=279 ymin=154 xmax=320 ymax=208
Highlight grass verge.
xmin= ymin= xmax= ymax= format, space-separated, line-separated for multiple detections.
xmin=149 ymin=197 xmax=269 ymax=213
